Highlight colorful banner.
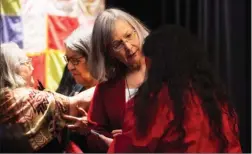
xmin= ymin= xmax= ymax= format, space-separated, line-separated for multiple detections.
xmin=0 ymin=0 xmax=104 ymax=91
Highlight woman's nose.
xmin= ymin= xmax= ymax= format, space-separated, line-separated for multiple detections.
xmin=123 ymin=41 xmax=133 ymax=52
xmin=67 ymin=62 xmax=75 ymax=70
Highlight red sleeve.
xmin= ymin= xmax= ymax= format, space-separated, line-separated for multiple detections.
xmin=85 ymin=83 xmax=112 ymax=152
xmin=65 ymin=141 xmax=83 ymax=153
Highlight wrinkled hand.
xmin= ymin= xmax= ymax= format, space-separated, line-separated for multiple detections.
xmin=111 ymin=129 xmax=122 ymax=138
xmin=62 ymin=106 xmax=90 ymax=135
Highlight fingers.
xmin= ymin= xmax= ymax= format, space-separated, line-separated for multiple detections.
xmin=112 ymin=129 xmax=122 ymax=137
xmin=77 ymin=106 xmax=88 ymax=116
xmin=111 ymin=129 xmax=122 ymax=134
xmin=66 ymin=122 xmax=89 ymax=135
xmin=62 ymin=114 xmax=79 ymax=122
xmin=66 ymin=124 xmax=78 ymax=130
xmin=98 ymin=135 xmax=113 ymax=146
xmin=112 ymin=131 xmax=122 ymax=136
xmin=112 ymin=132 xmax=122 ymax=137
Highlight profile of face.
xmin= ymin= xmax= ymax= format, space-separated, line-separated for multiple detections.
xmin=65 ymin=48 xmax=92 ymax=85
xmin=110 ymin=19 xmax=144 ymax=70
xmin=17 ymin=56 xmax=35 ymax=87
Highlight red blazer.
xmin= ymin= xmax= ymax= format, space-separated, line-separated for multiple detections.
xmin=108 ymin=85 xmax=242 ymax=153
xmin=85 ymin=78 xmax=126 ymax=152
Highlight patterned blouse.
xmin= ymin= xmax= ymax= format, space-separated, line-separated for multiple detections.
xmin=0 ymin=87 xmax=70 ymax=151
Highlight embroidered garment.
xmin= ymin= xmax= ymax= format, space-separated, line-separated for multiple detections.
xmin=0 ymin=87 xmax=70 ymax=151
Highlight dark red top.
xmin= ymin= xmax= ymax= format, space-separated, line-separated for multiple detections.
xmin=86 ymin=78 xmax=127 ymax=152
xmin=108 ymin=85 xmax=242 ymax=153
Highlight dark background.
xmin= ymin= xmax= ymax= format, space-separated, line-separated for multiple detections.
xmin=106 ymin=0 xmax=251 ymax=152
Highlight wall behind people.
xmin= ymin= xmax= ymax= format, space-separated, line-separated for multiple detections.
xmin=106 ymin=0 xmax=250 ymax=152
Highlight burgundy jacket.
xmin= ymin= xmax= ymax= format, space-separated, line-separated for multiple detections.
xmin=86 ymin=78 xmax=127 ymax=152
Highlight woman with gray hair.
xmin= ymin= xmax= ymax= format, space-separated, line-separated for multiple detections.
xmin=0 ymin=42 xmax=94 ymax=153
xmin=63 ymin=8 xmax=150 ymax=152
xmin=58 ymin=27 xmax=98 ymax=152
xmin=57 ymin=27 xmax=97 ymax=96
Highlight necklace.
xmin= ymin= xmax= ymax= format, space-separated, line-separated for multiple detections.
xmin=125 ymin=79 xmax=132 ymax=99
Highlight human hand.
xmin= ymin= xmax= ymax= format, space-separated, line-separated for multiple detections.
xmin=62 ymin=106 xmax=90 ymax=135
xmin=111 ymin=129 xmax=122 ymax=138
xmin=68 ymin=86 xmax=95 ymax=116
xmin=98 ymin=134 xmax=113 ymax=146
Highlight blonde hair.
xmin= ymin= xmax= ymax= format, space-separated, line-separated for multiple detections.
xmin=0 ymin=43 xmax=27 ymax=89
xmin=89 ymin=8 xmax=149 ymax=81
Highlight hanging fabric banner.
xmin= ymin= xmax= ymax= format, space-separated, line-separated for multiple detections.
xmin=1 ymin=0 xmax=104 ymax=91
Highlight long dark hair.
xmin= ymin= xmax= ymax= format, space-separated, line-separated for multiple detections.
xmin=134 ymin=25 xmax=238 ymax=151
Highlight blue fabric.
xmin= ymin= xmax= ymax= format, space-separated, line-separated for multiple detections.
xmin=0 ymin=15 xmax=23 ymax=48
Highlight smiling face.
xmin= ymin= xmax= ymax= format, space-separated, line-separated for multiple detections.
xmin=110 ymin=19 xmax=144 ymax=70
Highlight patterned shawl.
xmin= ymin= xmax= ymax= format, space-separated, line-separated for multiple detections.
xmin=0 ymin=87 xmax=70 ymax=151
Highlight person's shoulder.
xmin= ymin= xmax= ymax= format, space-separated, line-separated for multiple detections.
xmin=97 ymin=77 xmax=124 ymax=90
xmin=12 ymin=87 xmax=36 ymax=97
xmin=13 ymin=87 xmax=52 ymax=100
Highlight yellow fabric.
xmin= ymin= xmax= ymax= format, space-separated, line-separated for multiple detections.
xmin=0 ymin=0 xmax=21 ymax=15
xmin=45 ymin=49 xmax=66 ymax=91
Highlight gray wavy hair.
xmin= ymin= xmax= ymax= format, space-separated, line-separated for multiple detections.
xmin=64 ymin=26 xmax=92 ymax=60
xmin=89 ymin=8 xmax=150 ymax=82
xmin=0 ymin=43 xmax=27 ymax=90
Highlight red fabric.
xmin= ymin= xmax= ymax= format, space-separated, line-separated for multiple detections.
xmin=28 ymin=54 xmax=46 ymax=88
xmin=86 ymin=78 xmax=127 ymax=152
xmin=65 ymin=141 xmax=83 ymax=153
xmin=47 ymin=15 xmax=79 ymax=50
xmin=108 ymin=85 xmax=242 ymax=153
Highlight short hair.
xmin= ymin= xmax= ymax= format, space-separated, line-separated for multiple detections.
xmin=89 ymin=8 xmax=149 ymax=82
xmin=64 ymin=26 xmax=92 ymax=60
xmin=0 ymin=42 xmax=27 ymax=90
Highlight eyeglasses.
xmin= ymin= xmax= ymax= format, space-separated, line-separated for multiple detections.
xmin=63 ymin=56 xmax=84 ymax=66
xmin=20 ymin=58 xmax=32 ymax=66
xmin=112 ymin=30 xmax=137 ymax=52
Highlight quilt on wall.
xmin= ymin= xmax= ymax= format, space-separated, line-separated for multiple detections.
xmin=0 ymin=0 xmax=104 ymax=91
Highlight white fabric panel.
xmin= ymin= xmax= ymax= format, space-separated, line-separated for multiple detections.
xmin=21 ymin=0 xmax=47 ymax=53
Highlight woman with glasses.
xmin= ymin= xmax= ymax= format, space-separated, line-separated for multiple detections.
xmin=62 ymin=8 xmax=150 ymax=152
xmin=63 ymin=27 xmax=97 ymax=93
xmin=0 ymin=42 xmax=94 ymax=153
xmin=57 ymin=27 xmax=99 ymax=152
xmin=108 ymin=25 xmax=241 ymax=152
xmin=56 ymin=27 xmax=97 ymax=98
